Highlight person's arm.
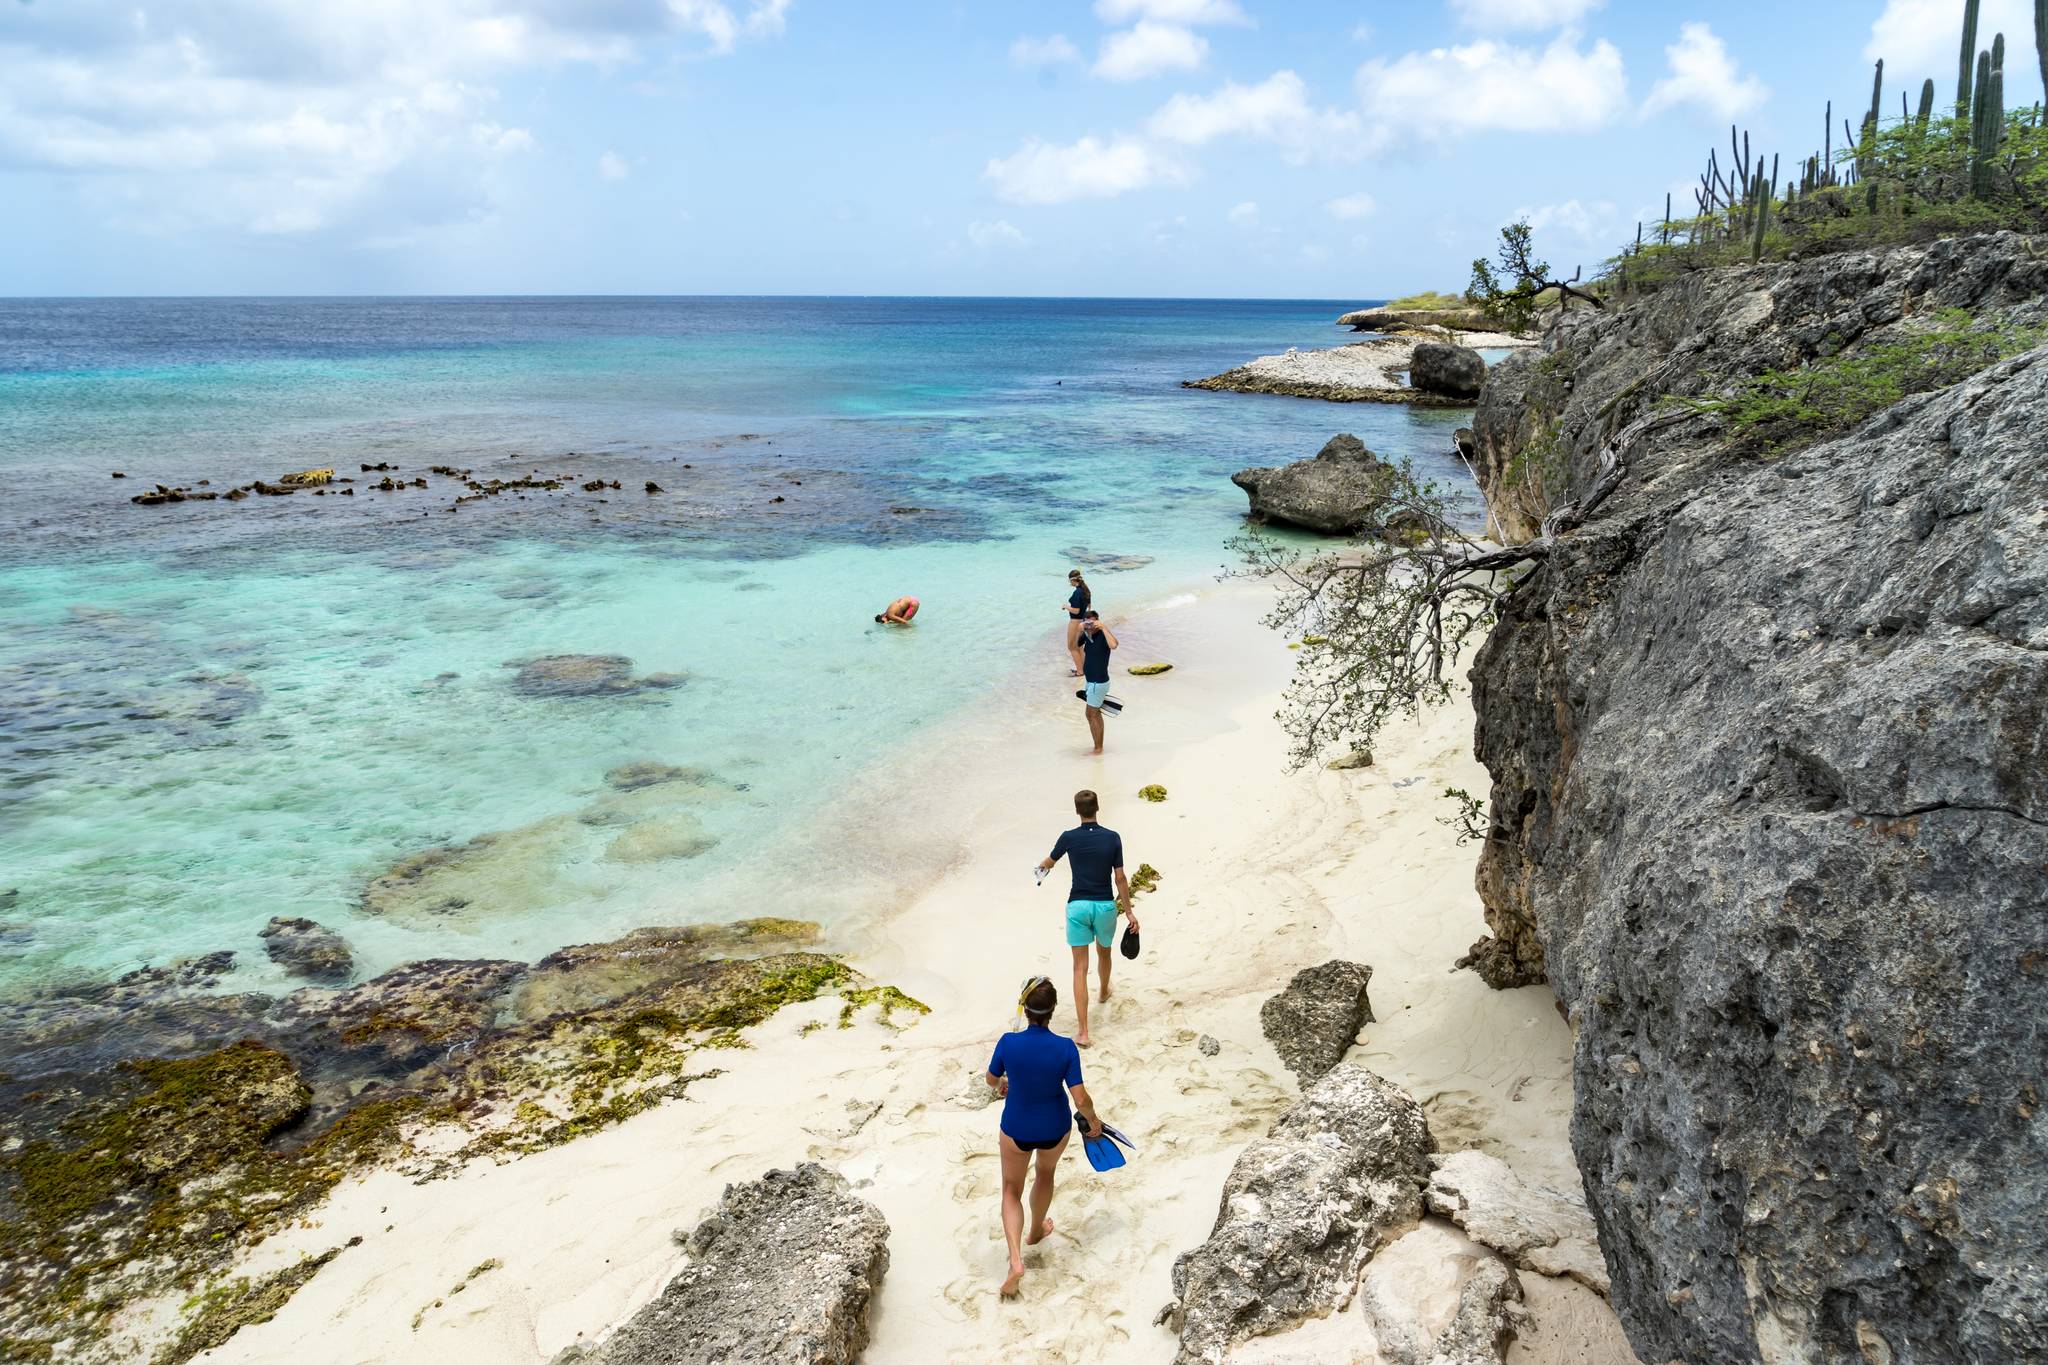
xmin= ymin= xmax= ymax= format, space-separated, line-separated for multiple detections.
xmin=1039 ymin=832 xmax=1067 ymax=875
xmin=1099 ymin=623 xmax=1119 ymax=650
xmin=1115 ymin=865 xmax=1136 ymax=929
xmin=986 ymin=1039 xmax=1009 ymax=1095
xmin=1069 ymin=1081 xmax=1102 ymax=1138
xmin=884 ymin=601 xmax=911 ymax=624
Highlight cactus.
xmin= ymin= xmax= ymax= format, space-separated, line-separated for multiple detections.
xmin=1917 ymin=77 xmax=1937 ymax=130
xmin=1959 ymin=0 xmax=1981 ymax=120
xmin=1971 ymin=47 xmax=1997 ymax=195
xmin=2037 ymin=0 xmax=2047 ymax=116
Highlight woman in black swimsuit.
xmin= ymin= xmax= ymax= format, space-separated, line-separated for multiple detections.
xmin=1063 ymin=571 xmax=1091 ymax=677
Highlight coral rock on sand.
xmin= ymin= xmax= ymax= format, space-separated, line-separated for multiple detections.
xmin=1259 ymin=959 xmax=1374 ymax=1085
xmin=258 ymin=916 xmax=354 ymax=985
xmin=602 ymin=761 xmax=726 ymax=792
xmin=1166 ymin=1064 xmax=1432 ymax=1363
xmin=1425 ymin=1150 xmax=1609 ymax=1295
xmin=1408 ymin=342 xmax=1487 ymax=399
xmin=1127 ymin=662 xmax=1173 ymax=676
xmin=603 ymin=812 xmax=718 ymax=863
xmin=555 ymin=1163 xmax=888 ymax=1365
xmin=1231 ymin=433 xmax=1398 ymax=536
xmin=1356 ymin=1226 xmax=1526 ymax=1365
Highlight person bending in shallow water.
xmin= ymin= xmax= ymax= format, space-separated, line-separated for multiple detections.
xmin=875 ymin=595 xmax=920 ymax=625
xmin=986 ymin=975 xmax=1103 ymax=1299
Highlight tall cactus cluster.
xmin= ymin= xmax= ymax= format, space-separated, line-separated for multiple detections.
xmin=1623 ymin=0 xmax=2044 ymax=283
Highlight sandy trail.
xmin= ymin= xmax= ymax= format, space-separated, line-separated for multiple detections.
xmin=183 ymin=582 xmax=1627 ymax=1365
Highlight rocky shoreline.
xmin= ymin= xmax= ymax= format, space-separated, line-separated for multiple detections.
xmin=1185 ymin=331 xmax=1532 ymax=405
xmin=1464 ymin=231 xmax=2048 ymax=1361
xmin=0 ymin=916 xmax=923 ymax=1361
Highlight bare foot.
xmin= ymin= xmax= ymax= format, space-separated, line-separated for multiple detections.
xmin=1026 ymin=1215 xmax=1055 ymax=1246
xmin=1076 ymin=1033 xmax=1092 ymax=1048
xmin=1090 ymin=747 xmax=1103 ymax=755
xmin=1099 ymin=984 xmax=1112 ymax=1003
xmin=999 ymin=1260 xmax=1025 ymax=1298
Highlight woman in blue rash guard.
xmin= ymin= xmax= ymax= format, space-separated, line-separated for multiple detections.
xmin=985 ymin=975 xmax=1103 ymax=1298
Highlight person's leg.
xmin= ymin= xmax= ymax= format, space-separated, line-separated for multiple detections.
xmin=1097 ymin=941 xmax=1113 ymax=1002
xmin=1066 ymin=621 xmax=1082 ymax=675
xmin=998 ymin=1133 xmax=1030 ymax=1296
xmin=1070 ymin=943 xmax=1093 ymax=1046
xmin=1025 ymin=1133 xmax=1070 ymax=1246
xmin=1087 ymin=704 xmax=1104 ymax=754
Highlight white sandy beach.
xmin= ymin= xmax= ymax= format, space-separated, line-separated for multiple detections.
xmin=175 ymin=580 xmax=1632 ymax=1365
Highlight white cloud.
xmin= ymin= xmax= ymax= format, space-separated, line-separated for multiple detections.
xmin=1326 ymin=191 xmax=1376 ymax=220
xmin=668 ymin=0 xmax=791 ymax=56
xmin=598 ymin=150 xmax=630 ymax=181
xmin=1449 ymin=0 xmax=1604 ymax=30
xmin=0 ymin=0 xmax=786 ymax=242
xmin=1147 ymin=70 xmax=1362 ymax=160
xmin=1357 ymin=35 xmax=1627 ymax=138
xmin=1094 ymin=0 xmax=1248 ymax=26
xmin=1866 ymin=0 xmax=2029 ymax=70
xmin=1228 ymin=199 xmax=1259 ymax=223
xmin=1643 ymin=23 xmax=1766 ymax=119
xmin=1519 ymin=197 xmax=1617 ymax=240
xmin=1094 ymin=22 xmax=1208 ymax=81
xmin=1011 ymin=34 xmax=1082 ymax=68
xmin=967 ymin=218 xmax=1029 ymax=248
xmin=983 ymin=135 xmax=1188 ymax=204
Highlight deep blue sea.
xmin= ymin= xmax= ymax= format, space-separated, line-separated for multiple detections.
xmin=0 ymin=296 xmax=1476 ymax=994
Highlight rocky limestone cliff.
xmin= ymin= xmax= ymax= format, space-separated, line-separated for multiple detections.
xmin=1463 ymin=232 xmax=2048 ymax=1362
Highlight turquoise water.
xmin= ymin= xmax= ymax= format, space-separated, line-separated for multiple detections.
xmin=0 ymin=298 xmax=1478 ymax=993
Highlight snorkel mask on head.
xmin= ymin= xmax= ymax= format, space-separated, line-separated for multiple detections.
xmin=1014 ymin=974 xmax=1054 ymax=1029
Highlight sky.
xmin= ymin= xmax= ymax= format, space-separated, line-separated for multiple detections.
xmin=1 ymin=0 xmax=2038 ymax=297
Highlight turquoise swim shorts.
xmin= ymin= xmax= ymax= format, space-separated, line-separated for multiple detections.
xmin=1083 ymin=680 xmax=1109 ymax=709
xmin=1066 ymin=898 xmax=1118 ymax=947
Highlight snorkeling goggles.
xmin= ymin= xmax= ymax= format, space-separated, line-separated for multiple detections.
xmin=1015 ymin=974 xmax=1054 ymax=1028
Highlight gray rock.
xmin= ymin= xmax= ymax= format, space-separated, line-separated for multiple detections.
xmin=1327 ymin=748 xmax=1374 ymax=771
xmin=259 ymin=916 xmax=354 ymax=984
xmin=1232 ymin=434 xmax=1397 ymax=536
xmin=1408 ymin=342 xmax=1486 ymax=399
xmin=1468 ymin=233 xmax=2048 ymax=1363
xmin=1197 ymin=1034 xmax=1220 ymax=1057
xmin=504 ymin=655 xmax=684 ymax=698
xmin=1259 ymin=959 xmax=1373 ymax=1085
xmin=1425 ymin=1150 xmax=1608 ymax=1295
xmin=558 ymin=1163 xmax=888 ymax=1365
xmin=1166 ymin=1064 xmax=1431 ymax=1363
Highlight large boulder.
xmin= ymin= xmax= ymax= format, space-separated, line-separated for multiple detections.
xmin=1467 ymin=233 xmax=2048 ymax=1363
xmin=557 ymin=1163 xmax=888 ymax=1365
xmin=1258 ymin=959 xmax=1373 ymax=1085
xmin=259 ymin=916 xmax=354 ymax=984
xmin=1231 ymin=434 xmax=1398 ymax=536
xmin=1166 ymin=1065 xmax=1432 ymax=1363
xmin=1408 ymin=342 xmax=1486 ymax=399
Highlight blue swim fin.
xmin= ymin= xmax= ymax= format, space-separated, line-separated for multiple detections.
xmin=1075 ymin=1113 xmax=1129 ymax=1171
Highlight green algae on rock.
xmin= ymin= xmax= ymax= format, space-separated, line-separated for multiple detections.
xmin=1138 ymin=785 xmax=1168 ymax=803
xmin=1130 ymin=863 xmax=1162 ymax=895
xmin=1127 ymin=663 xmax=1173 ymax=676
xmin=159 ymin=1241 xmax=357 ymax=1365
xmin=0 ymin=917 xmax=919 ymax=1363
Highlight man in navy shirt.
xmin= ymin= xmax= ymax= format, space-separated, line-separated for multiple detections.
xmin=1076 ymin=610 xmax=1118 ymax=755
xmin=1036 ymin=789 xmax=1138 ymax=1046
